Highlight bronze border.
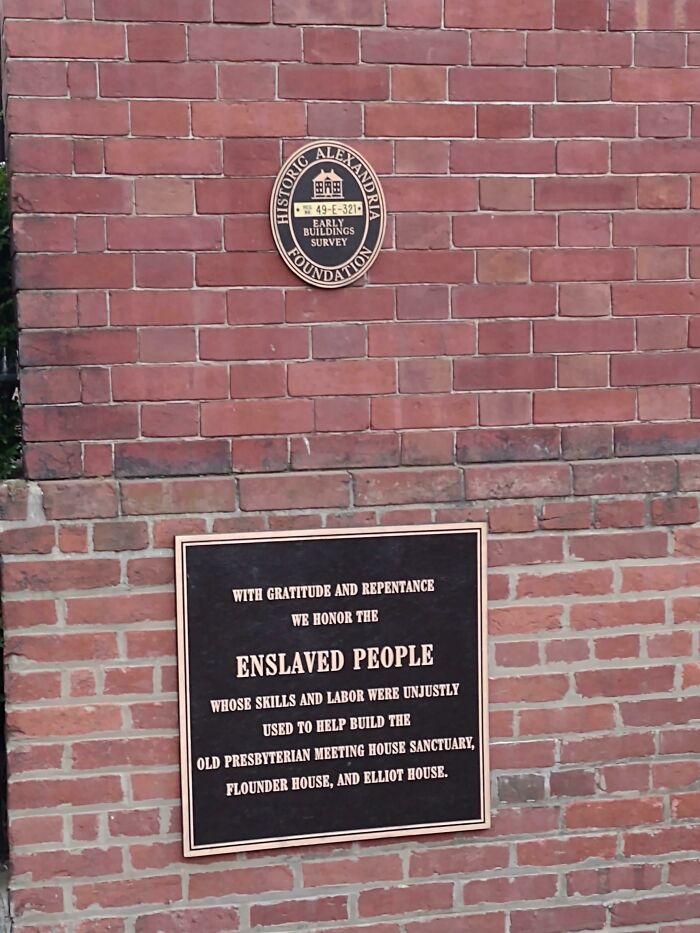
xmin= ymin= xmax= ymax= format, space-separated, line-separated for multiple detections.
xmin=175 ymin=523 xmax=490 ymax=857
xmin=269 ymin=140 xmax=387 ymax=289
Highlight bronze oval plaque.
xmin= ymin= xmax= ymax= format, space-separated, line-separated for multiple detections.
xmin=270 ymin=140 xmax=386 ymax=289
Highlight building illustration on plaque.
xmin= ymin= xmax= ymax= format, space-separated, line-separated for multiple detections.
xmin=313 ymin=169 xmax=344 ymax=200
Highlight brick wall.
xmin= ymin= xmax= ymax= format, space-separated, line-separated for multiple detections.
xmin=1 ymin=0 xmax=700 ymax=930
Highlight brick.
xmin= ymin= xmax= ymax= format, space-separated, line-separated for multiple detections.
xmin=135 ymin=908 xmax=240 ymax=933
xmin=536 ymin=177 xmax=634 ymax=210
xmin=536 ymin=389 xmax=636 ymax=424
xmin=518 ymin=568 xmax=611 ymax=599
xmin=383 ymin=74 xmax=443 ymax=108
xmin=5 ymin=21 xmax=125 ymax=59
xmin=614 ymin=139 xmax=700 ymax=173
xmin=567 ymin=863 xmax=662 ymax=897
xmin=214 ymin=0 xmax=270 ymax=20
xmin=303 ymin=27 xmax=358 ymax=63
xmin=372 ymin=394 xmax=476 ymax=430
xmin=3 ymin=556 xmax=120 ymax=597
xmin=521 ymin=704 xmax=614 ymax=736
xmin=557 ymin=71 xmax=611 ymax=104
xmin=370 ymin=322 xmax=474 ymax=357
xmin=537 ymin=319 xmax=634 ymax=352
xmin=292 ymin=435 xmax=399 ymax=470
xmin=287 ymin=288 xmax=393 ymax=324
xmin=456 ymin=356 xmax=555 ymax=391
xmin=121 ymin=478 xmax=235 ymax=516
xmin=637 ymin=32 xmax=687 ymax=66
xmin=616 ymin=423 xmax=700 ymax=458
xmin=479 ymin=393 xmax=531 ymax=426
xmin=490 ymin=605 xmax=562 ymax=636
xmin=190 ymin=25 xmax=301 ymax=61
xmin=638 ymin=248 xmax=687 ymax=281
xmin=274 ymin=0 xmax=382 ymax=24
xmin=201 ymin=326 xmax=307 ymax=362
xmin=22 ymin=330 xmax=136 ymax=368
xmin=571 ymin=599 xmax=666 ymax=630
xmin=576 ymin=665 xmax=675 ymax=697
xmin=451 ymin=140 xmax=555 ymax=174
xmin=4 ymin=0 xmax=63 ymax=13
xmin=465 ymin=463 xmax=570 ymax=500
xmin=615 ymin=68 xmax=700 ymax=102
xmin=532 ymin=248 xmax=634 ymax=282
xmin=250 ymin=896 xmax=348 ymax=928
xmin=612 ymin=351 xmax=700 ymax=386
xmin=675 ymin=526 xmax=700 ymax=555
xmin=239 ymin=473 xmax=349 ymax=510
xmin=42 ymin=481 xmax=118 ymax=520
xmin=365 ymin=31 xmax=467 ymax=65
xmin=410 ymin=844 xmax=508 ymax=877
xmin=640 ymin=176 xmax=689 ymax=209
xmin=280 ymin=64 xmax=388 ymax=100
xmin=491 ymin=673 xmax=569 ymax=703
xmin=445 ymin=0 xmax=552 ymax=29
xmin=203 ymin=399 xmax=313 ymax=436
xmin=640 ymin=103 xmax=689 ymax=137
xmin=101 ymin=62 xmax=216 ymax=99
xmin=106 ymin=139 xmax=221 ymax=174
xmin=452 ymin=68 xmax=554 ymax=103
xmin=289 ymin=360 xmax=395 ymax=396
xmin=537 ymin=104 xmax=636 ymax=138
xmin=571 ymin=531 xmax=668 ymax=560
xmin=16 ymin=254 xmax=133 ymax=292
xmin=471 ymin=31 xmax=526 ymax=66
xmin=116 ymin=441 xmax=231 ymax=478
xmin=2 ymin=599 xmax=56 ymax=631
xmin=517 ymin=835 xmax=617 ymax=866
xmin=594 ymin=633 xmax=641 ymax=660
xmin=550 ymin=769 xmax=596 ymax=796
xmin=401 ymin=431 xmax=454 ymax=465
xmin=303 ymin=855 xmax=402 ymax=888
xmin=359 ymin=884 xmax=453 ymax=918
xmin=511 ymin=906 xmax=606 ymax=933
xmin=558 ymin=140 xmax=610 ymax=181
xmin=456 ymin=214 xmax=554 ymax=247
xmin=95 ymin=0 xmax=210 ymax=18
xmin=355 ymin=468 xmax=462 ymax=506
xmin=528 ymin=33 xmax=632 ymax=66
xmin=407 ymin=916 xmax=505 ymax=933
xmin=616 ymin=213 xmax=700 ymax=245
xmin=366 ymin=103 xmax=475 ymax=137
xmin=567 ymin=796 xmax=663 ymax=830
xmin=11 ymin=776 xmax=122 ymax=811
xmin=556 ymin=0 xmax=606 ymax=29
xmin=74 ymin=876 xmax=182 ymax=911
xmin=386 ymin=181 xmax=476 ymax=217
xmin=612 ymin=894 xmax=700 ymax=927
xmin=111 ymin=291 xmax=224 ymax=326
xmin=12 ymin=175 xmax=132 ymax=214
xmin=8 ymin=99 xmax=129 ymax=137
xmin=457 ymin=426 xmax=560 ymax=463
xmin=127 ymin=24 xmax=186 ymax=61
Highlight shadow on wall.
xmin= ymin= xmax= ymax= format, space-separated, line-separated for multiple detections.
xmin=0 ymin=149 xmax=18 ymax=867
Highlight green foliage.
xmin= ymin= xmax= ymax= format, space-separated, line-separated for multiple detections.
xmin=0 ymin=162 xmax=21 ymax=480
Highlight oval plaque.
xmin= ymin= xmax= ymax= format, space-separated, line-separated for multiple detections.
xmin=270 ymin=141 xmax=386 ymax=289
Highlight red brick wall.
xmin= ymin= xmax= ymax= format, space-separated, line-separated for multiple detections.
xmin=1 ymin=0 xmax=700 ymax=930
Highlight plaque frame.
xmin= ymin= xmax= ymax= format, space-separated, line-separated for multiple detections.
xmin=269 ymin=139 xmax=387 ymax=289
xmin=175 ymin=523 xmax=490 ymax=857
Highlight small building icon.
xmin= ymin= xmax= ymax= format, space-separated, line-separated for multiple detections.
xmin=313 ymin=169 xmax=344 ymax=200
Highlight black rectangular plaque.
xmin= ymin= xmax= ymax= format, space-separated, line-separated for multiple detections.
xmin=176 ymin=523 xmax=490 ymax=856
